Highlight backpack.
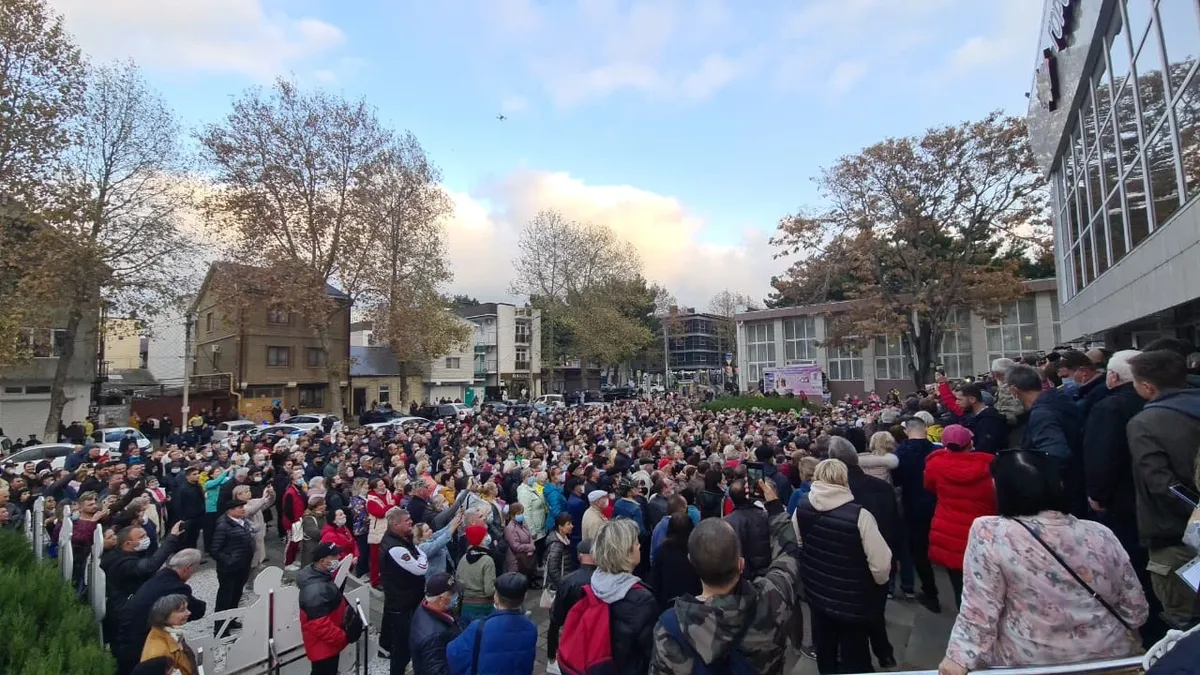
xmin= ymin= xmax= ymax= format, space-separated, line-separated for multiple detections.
xmin=557 ymin=585 xmax=624 ymax=675
xmin=657 ymin=600 xmax=757 ymax=675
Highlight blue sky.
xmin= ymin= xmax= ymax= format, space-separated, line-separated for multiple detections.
xmin=50 ymin=0 xmax=1045 ymax=305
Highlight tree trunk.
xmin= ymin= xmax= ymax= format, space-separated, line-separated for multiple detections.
xmin=319 ymin=327 xmax=345 ymax=418
xmin=909 ymin=319 xmax=940 ymax=391
xmin=398 ymin=359 xmax=411 ymax=408
xmin=546 ymin=315 xmax=556 ymax=394
xmin=44 ymin=301 xmax=85 ymax=440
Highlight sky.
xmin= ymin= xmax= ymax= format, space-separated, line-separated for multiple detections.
xmin=47 ymin=0 xmax=1046 ymax=308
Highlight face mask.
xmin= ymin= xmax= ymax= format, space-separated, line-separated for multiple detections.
xmin=295 ymin=478 xmax=305 ymax=486
xmin=482 ymin=534 xmax=493 ymax=548
xmin=526 ymin=478 xmax=535 ymax=486
xmin=71 ymin=511 xmax=81 ymax=521
xmin=335 ymin=516 xmax=347 ymax=527
xmin=171 ymin=467 xmax=181 ymax=473
xmin=514 ymin=514 xmax=525 ymax=524
xmin=135 ymin=536 xmax=151 ymax=552
xmin=448 ymin=592 xmax=459 ymax=609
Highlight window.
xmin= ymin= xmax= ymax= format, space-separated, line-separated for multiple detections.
xmin=744 ymin=322 xmax=776 ymax=386
xmin=3 ymin=386 xmax=22 ymax=394
xmin=306 ymin=348 xmax=327 ymax=368
xmin=985 ymin=298 xmax=1039 ymax=361
xmin=24 ymin=385 xmax=51 ymax=395
xmin=873 ymin=335 xmax=906 ymax=380
xmin=206 ymin=312 xmax=213 ymax=333
xmin=21 ymin=328 xmax=67 ymax=357
xmin=827 ymin=343 xmax=863 ymax=381
xmin=938 ymin=309 xmax=974 ymax=379
xmin=267 ymin=308 xmax=291 ymax=325
xmin=783 ymin=317 xmax=817 ymax=362
xmin=446 ymin=357 xmax=462 ymax=369
xmin=298 ymin=384 xmax=325 ymax=409
xmin=378 ymin=385 xmax=390 ymax=404
xmin=514 ymin=347 xmax=529 ymax=370
xmin=266 ymin=346 xmax=291 ymax=367
xmin=514 ymin=322 xmax=531 ymax=343
xmin=244 ymin=386 xmax=284 ymax=399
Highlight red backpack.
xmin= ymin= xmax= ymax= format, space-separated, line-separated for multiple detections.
xmin=557 ymin=584 xmax=626 ymax=675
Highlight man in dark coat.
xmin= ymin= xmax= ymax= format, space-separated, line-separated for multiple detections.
xmin=756 ymin=445 xmax=794 ymax=506
xmin=1007 ymin=364 xmax=1086 ymax=516
xmin=100 ymin=521 xmax=183 ymax=647
xmin=211 ymin=499 xmax=256 ymax=636
xmin=893 ymin=417 xmax=940 ymax=613
xmin=173 ymin=467 xmax=206 ymax=550
xmin=409 ymin=573 xmax=462 ymax=675
xmin=953 ymin=383 xmax=1009 ymax=454
xmin=113 ymin=549 xmax=206 ymax=675
xmin=722 ymin=479 xmax=770 ymax=579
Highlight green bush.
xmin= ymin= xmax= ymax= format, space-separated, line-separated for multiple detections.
xmin=700 ymin=395 xmax=816 ymax=413
xmin=0 ymin=530 xmax=113 ymax=675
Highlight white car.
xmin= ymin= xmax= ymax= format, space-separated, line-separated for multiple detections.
xmin=212 ymin=420 xmax=258 ymax=442
xmin=250 ymin=423 xmax=304 ymax=440
xmin=283 ymin=414 xmax=341 ymax=434
xmin=363 ymin=416 xmax=431 ymax=431
xmin=449 ymin=403 xmax=474 ymax=420
xmin=4 ymin=443 xmax=74 ymax=471
xmin=100 ymin=427 xmax=152 ymax=453
xmin=534 ymin=394 xmax=565 ymax=409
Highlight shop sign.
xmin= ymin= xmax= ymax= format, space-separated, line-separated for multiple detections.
xmin=1035 ymin=0 xmax=1079 ymax=112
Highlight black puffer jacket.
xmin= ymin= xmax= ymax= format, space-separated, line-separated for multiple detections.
xmin=210 ymin=515 xmax=255 ymax=573
xmin=724 ymin=503 xmax=770 ymax=579
xmin=599 ymin=578 xmax=659 ymax=675
xmin=297 ymin=566 xmax=341 ymax=618
xmin=101 ymin=534 xmax=180 ymax=603
xmin=698 ymin=489 xmax=724 ymax=520
xmin=409 ymin=604 xmax=461 ymax=675
xmin=794 ymin=495 xmax=876 ymax=623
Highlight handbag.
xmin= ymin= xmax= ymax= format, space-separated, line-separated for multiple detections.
xmin=288 ymin=520 xmax=304 ymax=543
xmin=1011 ymin=518 xmax=1135 ymax=633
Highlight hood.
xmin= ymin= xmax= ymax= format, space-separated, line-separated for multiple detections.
xmin=858 ymin=453 xmax=898 ymax=470
xmin=670 ymin=586 xmax=758 ymax=665
xmin=925 ymin=448 xmax=993 ymax=484
xmin=805 ymin=482 xmax=854 ymax=512
xmin=1147 ymin=388 xmax=1200 ymax=422
xmin=591 ymin=570 xmax=640 ymax=604
xmin=465 ymin=547 xmax=489 ymax=564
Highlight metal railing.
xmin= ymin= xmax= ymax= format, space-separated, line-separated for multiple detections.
xmin=880 ymin=657 xmax=1144 ymax=675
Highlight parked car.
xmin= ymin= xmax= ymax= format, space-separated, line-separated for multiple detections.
xmin=565 ymin=390 xmax=604 ymax=405
xmin=534 ymin=394 xmax=565 ymax=409
xmin=212 ymin=420 xmax=257 ymax=442
xmin=3 ymin=443 xmax=74 ymax=471
xmin=417 ymin=404 xmax=470 ymax=421
xmin=249 ymin=424 xmax=303 ymax=441
xmin=483 ymin=402 xmax=509 ymax=414
xmin=602 ymin=387 xmax=637 ymax=402
xmin=100 ymin=427 xmax=152 ymax=453
xmin=284 ymin=414 xmax=341 ymax=433
xmin=363 ymin=416 xmax=433 ymax=431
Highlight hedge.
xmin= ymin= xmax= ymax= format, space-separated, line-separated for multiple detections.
xmin=0 ymin=530 xmax=114 ymax=675
xmin=700 ymin=395 xmax=816 ymax=413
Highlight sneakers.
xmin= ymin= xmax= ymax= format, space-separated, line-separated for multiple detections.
xmin=878 ymin=656 xmax=898 ymax=670
xmin=917 ymin=593 xmax=942 ymax=614
xmin=546 ymin=661 xmax=561 ymax=675
xmin=799 ymin=645 xmax=817 ymax=660
xmin=284 ymin=563 xmax=300 ymax=571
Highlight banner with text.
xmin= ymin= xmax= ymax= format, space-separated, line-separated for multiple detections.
xmin=763 ymin=364 xmax=823 ymax=399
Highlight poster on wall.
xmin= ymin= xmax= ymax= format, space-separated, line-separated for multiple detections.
xmin=763 ymin=364 xmax=823 ymax=399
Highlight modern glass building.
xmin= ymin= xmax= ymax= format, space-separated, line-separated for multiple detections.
xmin=1027 ymin=0 xmax=1200 ymax=346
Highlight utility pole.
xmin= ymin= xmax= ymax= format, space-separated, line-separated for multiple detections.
xmin=181 ymin=312 xmax=193 ymax=426
xmin=662 ymin=308 xmax=671 ymax=390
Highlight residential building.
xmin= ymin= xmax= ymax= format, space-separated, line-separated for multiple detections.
xmin=734 ymin=279 xmax=1061 ymax=398
xmin=190 ymin=262 xmax=352 ymax=417
xmin=454 ymin=303 xmax=543 ymax=397
xmin=144 ymin=309 xmax=189 ymax=385
xmin=102 ymin=318 xmax=146 ymax=371
xmin=1027 ymin=0 xmax=1200 ymax=346
xmin=347 ymin=317 xmax=476 ymax=413
xmin=0 ymin=310 xmax=99 ymax=440
xmin=666 ymin=308 xmax=733 ymax=390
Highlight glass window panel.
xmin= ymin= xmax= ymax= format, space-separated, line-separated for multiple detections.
xmin=1110 ymin=8 xmax=1132 ymax=90
xmin=1115 ymin=83 xmax=1142 ymax=169
xmin=1017 ymin=297 xmax=1036 ymax=322
xmin=1100 ymin=119 xmax=1120 ymax=193
xmin=986 ymin=327 xmax=1002 ymax=353
xmin=1127 ymin=0 xmax=1154 ymax=54
xmin=1146 ymin=119 xmax=1182 ymax=227
xmin=1074 ymin=127 xmax=1088 ymax=201
xmin=1174 ymin=68 xmax=1200 ymax=199
xmin=1096 ymin=53 xmax=1113 ymax=124
xmin=1087 ymin=137 xmax=1104 ymax=217
xmin=1094 ymin=212 xmax=1111 ymax=276
xmin=1126 ymin=157 xmax=1152 ymax=247
xmin=1108 ymin=189 xmax=1129 ymax=263
xmin=1082 ymin=89 xmax=1097 ymax=153
xmin=1159 ymin=0 xmax=1200 ymax=101
xmin=1002 ymin=325 xmax=1021 ymax=353
xmin=1135 ymin=15 xmax=1169 ymax=127
xmin=1072 ymin=243 xmax=1085 ymax=295
xmin=1081 ymin=224 xmax=1096 ymax=285
xmin=1020 ymin=325 xmax=1039 ymax=351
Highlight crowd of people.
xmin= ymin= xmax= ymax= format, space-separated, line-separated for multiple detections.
xmin=4 ymin=338 xmax=1200 ymax=675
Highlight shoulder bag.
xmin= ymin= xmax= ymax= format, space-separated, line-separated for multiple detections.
xmin=1011 ymin=518 xmax=1135 ymax=633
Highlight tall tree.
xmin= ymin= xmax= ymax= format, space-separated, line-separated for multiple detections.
xmin=510 ymin=210 xmax=640 ymax=388
xmin=0 ymin=0 xmax=85 ymax=368
xmin=770 ymin=111 xmax=1046 ymax=388
xmin=356 ymin=132 xmax=467 ymax=404
xmin=197 ymin=79 xmax=391 ymax=417
xmin=42 ymin=60 xmax=191 ymax=437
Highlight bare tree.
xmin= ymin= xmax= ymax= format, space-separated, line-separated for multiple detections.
xmin=197 ymin=79 xmax=391 ymax=417
xmin=707 ymin=289 xmax=755 ymax=369
xmin=357 ymin=132 xmax=468 ymax=404
xmin=43 ymin=60 xmax=192 ymax=436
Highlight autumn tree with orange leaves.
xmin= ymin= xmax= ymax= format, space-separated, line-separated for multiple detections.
xmin=769 ymin=112 xmax=1049 ymax=388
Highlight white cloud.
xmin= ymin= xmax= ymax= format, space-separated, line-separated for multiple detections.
xmin=440 ymin=171 xmax=782 ymax=306
xmin=48 ymin=0 xmax=346 ymax=80
xmin=828 ymin=60 xmax=869 ymax=95
xmin=930 ymin=0 xmax=1043 ymax=82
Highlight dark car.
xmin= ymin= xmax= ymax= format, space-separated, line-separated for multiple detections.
xmin=416 ymin=404 xmax=461 ymax=420
xmin=602 ymin=386 xmax=637 ymax=402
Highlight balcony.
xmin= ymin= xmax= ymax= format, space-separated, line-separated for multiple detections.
xmin=515 ymin=360 xmax=531 ymax=371
xmin=474 ymin=358 xmax=497 ymax=378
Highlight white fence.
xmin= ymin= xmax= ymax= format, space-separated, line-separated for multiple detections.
xmin=21 ymin=496 xmax=376 ymax=674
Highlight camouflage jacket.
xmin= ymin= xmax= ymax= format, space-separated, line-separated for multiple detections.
xmin=649 ymin=501 xmax=801 ymax=675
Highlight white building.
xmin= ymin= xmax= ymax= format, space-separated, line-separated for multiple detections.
xmin=454 ymin=303 xmax=543 ymax=397
xmin=0 ymin=311 xmax=98 ymax=441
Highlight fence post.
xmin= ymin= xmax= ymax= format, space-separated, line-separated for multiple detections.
xmin=31 ymin=496 xmax=44 ymax=561
xmin=58 ymin=505 xmax=73 ymax=583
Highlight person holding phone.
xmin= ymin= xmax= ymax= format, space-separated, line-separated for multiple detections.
xmin=723 ymin=477 xmax=770 ymax=580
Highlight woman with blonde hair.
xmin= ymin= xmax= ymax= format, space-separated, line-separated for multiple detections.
xmin=860 ymin=431 xmax=899 ymax=485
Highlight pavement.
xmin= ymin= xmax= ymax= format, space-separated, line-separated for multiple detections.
xmin=181 ymin=525 xmax=957 ymax=674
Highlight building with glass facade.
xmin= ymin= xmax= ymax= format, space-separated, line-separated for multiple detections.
xmin=733 ymin=280 xmax=1059 ymax=398
xmin=1028 ymin=0 xmax=1200 ymax=347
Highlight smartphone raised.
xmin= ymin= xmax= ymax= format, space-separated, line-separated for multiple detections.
xmin=1170 ymin=483 xmax=1200 ymax=509
xmin=746 ymin=461 xmax=765 ymax=500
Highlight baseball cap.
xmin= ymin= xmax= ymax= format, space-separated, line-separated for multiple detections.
xmin=576 ymin=540 xmax=593 ymax=555
xmin=942 ymin=425 xmax=974 ymax=451
xmin=312 ymin=542 xmax=340 ymax=561
xmin=495 ymin=572 xmax=529 ymax=603
xmin=426 ymin=572 xmax=457 ymax=596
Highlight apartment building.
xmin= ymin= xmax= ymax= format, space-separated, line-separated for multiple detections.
xmin=454 ymin=303 xmax=543 ymax=398
xmin=348 ymin=317 xmax=476 ymax=412
xmin=191 ymin=262 xmax=351 ymax=416
xmin=0 ymin=309 xmax=99 ymax=440
xmin=734 ymin=279 xmax=1061 ymax=399
xmin=1027 ymin=0 xmax=1200 ymax=346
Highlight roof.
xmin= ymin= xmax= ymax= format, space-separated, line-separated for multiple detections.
xmin=350 ymin=346 xmax=404 ymax=377
xmin=350 ymin=320 xmax=373 ymax=332
xmin=735 ymin=278 xmax=1059 ymax=322
xmin=453 ymin=302 xmax=500 ymax=319
xmin=190 ymin=262 xmax=350 ymax=313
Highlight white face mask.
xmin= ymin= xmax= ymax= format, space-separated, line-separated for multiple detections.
xmin=135 ymin=536 xmax=151 ymax=552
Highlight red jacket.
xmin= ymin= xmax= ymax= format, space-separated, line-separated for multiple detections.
xmin=319 ymin=524 xmax=358 ymax=561
xmin=924 ymin=449 xmax=996 ymax=570
xmin=300 ymin=598 xmax=348 ymax=661
xmin=281 ymin=485 xmax=306 ymax=529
